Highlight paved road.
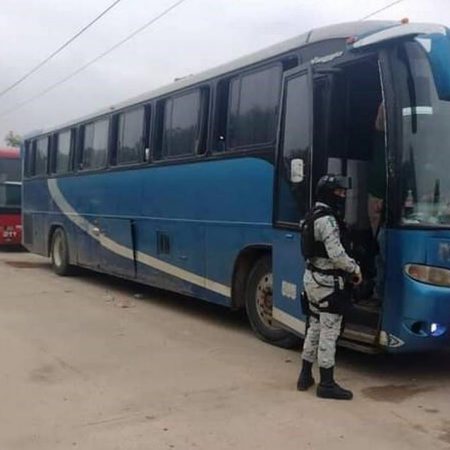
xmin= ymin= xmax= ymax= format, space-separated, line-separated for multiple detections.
xmin=0 ymin=249 xmax=449 ymax=450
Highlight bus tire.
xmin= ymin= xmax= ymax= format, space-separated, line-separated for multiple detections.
xmin=50 ymin=228 xmax=73 ymax=276
xmin=245 ymin=255 xmax=300 ymax=349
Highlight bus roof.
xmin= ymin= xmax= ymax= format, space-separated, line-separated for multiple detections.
xmin=0 ymin=148 xmax=20 ymax=159
xmin=27 ymin=19 xmax=442 ymax=139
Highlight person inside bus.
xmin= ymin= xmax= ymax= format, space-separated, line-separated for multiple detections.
xmin=298 ymin=175 xmax=362 ymax=400
xmin=367 ymin=102 xmax=386 ymax=236
xmin=367 ymin=102 xmax=387 ymax=301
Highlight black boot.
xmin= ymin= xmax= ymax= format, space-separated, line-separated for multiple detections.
xmin=297 ymin=360 xmax=315 ymax=391
xmin=316 ymin=367 xmax=353 ymax=400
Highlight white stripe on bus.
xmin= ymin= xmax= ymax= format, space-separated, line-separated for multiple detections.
xmin=272 ymin=307 xmax=306 ymax=335
xmin=47 ymin=178 xmax=231 ymax=298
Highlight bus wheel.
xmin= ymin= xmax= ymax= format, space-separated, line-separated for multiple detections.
xmin=51 ymin=228 xmax=73 ymax=276
xmin=245 ymin=255 xmax=300 ymax=349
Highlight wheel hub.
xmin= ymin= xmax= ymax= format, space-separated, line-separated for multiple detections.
xmin=53 ymin=234 xmax=63 ymax=267
xmin=256 ymin=272 xmax=277 ymax=329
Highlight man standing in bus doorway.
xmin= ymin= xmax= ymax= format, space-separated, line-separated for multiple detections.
xmin=297 ymin=175 xmax=362 ymax=400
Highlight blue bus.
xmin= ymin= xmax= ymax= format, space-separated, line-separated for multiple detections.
xmin=22 ymin=20 xmax=450 ymax=353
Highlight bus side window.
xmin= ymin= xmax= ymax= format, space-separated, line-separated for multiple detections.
xmin=35 ymin=137 xmax=49 ymax=177
xmin=114 ymin=106 xmax=145 ymax=166
xmin=154 ymin=88 xmax=207 ymax=160
xmin=54 ymin=130 xmax=72 ymax=175
xmin=226 ymin=64 xmax=282 ymax=151
xmin=79 ymin=119 xmax=109 ymax=171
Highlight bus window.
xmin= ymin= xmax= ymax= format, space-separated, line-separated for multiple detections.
xmin=35 ymin=137 xmax=49 ymax=176
xmin=116 ymin=107 xmax=145 ymax=165
xmin=80 ymin=119 xmax=109 ymax=170
xmin=54 ymin=130 xmax=72 ymax=174
xmin=394 ymin=40 xmax=450 ymax=226
xmin=161 ymin=90 xmax=202 ymax=159
xmin=0 ymin=155 xmax=21 ymax=181
xmin=0 ymin=182 xmax=21 ymax=208
xmin=227 ymin=65 xmax=282 ymax=150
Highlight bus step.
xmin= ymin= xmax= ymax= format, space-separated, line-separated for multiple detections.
xmin=339 ymin=338 xmax=381 ymax=354
xmin=342 ymin=323 xmax=378 ymax=345
xmin=346 ymin=305 xmax=380 ymax=329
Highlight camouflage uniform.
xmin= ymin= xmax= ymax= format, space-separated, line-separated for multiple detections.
xmin=302 ymin=202 xmax=360 ymax=369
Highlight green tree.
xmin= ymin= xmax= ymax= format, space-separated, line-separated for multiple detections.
xmin=5 ymin=130 xmax=22 ymax=147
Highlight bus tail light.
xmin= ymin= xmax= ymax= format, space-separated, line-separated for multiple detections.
xmin=405 ymin=264 xmax=450 ymax=287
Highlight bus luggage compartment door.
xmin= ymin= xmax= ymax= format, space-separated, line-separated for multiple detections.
xmin=98 ymin=217 xmax=135 ymax=279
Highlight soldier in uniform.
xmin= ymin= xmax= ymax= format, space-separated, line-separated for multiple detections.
xmin=297 ymin=174 xmax=362 ymax=400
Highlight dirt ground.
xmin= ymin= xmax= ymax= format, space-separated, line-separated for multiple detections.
xmin=0 ymin=249 xmax=450 ymax=450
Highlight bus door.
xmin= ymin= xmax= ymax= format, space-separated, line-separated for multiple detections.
xmin=272 ymin=65 xmax=328 ymax=335
xmin=97 ymin=217 xmax=136 ymax=279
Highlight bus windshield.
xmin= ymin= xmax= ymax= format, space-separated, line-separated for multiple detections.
xmin=394 ymin=33 xmax=450 ymax=226
xmin=0 ymin=183 xmax=21 ymax=209
xmin=0 ymin=158 xmax=21 ymax=182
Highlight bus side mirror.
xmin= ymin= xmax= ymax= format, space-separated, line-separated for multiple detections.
xmin=290 ymin=158 xmax=305 ymax=183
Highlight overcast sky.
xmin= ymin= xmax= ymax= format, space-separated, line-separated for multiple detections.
xmin=0 ymin=0 xmax=448 ymax=145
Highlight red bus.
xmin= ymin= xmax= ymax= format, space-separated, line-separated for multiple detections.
xmin=0 ymin=148 xmax=21 ymax=246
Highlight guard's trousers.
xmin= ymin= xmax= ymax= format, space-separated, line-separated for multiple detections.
xmin=302 ymin=312 xmax=342 ymax=369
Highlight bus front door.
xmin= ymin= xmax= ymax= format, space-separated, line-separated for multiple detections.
xmin=272 ymin=64 xmax=315 ymax=337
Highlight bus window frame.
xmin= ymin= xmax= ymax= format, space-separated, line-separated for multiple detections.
xmin=143 ymin=103 xmax=153 ymax=163
xmin=376 ymin=49 xmax=398 ymax=230
xmin=23 ymin=140 xmax=33 ymax=178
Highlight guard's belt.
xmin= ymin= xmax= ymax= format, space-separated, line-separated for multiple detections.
xmin=306 ymin=262 xmax=347 ymax=279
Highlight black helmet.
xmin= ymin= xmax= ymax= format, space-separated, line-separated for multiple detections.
xmin=316 ymin=174 xmax=351 ymax=215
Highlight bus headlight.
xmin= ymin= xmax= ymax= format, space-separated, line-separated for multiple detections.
xmin=405 ymin=264 xmax=450 ymax=287
xmin=408 ymin=320 xmax=447 ymax=337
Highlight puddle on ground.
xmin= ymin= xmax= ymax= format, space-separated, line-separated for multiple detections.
xmin=29 ymin=364 xmax=61 ymax=384
xmin=3 ymin=261 xmax=49 ymax=269
xmin=439 ymin=421 xmax=450 ymax=444
xmin=361 ymin=384 xmax=433 ymax=403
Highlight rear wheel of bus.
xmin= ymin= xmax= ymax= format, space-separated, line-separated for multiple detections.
xmin=51 ymin=228 xmax=73 ymax=276
xmin=245 ymin=255 xmax=300 ymax=349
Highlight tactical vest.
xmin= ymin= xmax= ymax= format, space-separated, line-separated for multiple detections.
xmin=300 ymin=205 xmax=351 ymax=261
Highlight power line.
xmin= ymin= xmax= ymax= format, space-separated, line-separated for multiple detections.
xmin=0 ymin=0 xmax=124 ymax=100
xmin=0 ymin=0 xmax=189 ymax=119
xmin=361 ymin=0 xmax=406 ymax=20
